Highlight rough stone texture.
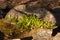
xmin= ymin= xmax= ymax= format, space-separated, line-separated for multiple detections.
xmin=53 ymin=33 xmax=60 ymax=40
xmin=32 ymin=29 xmax=52 ymax=40
xmin=19 ymin=29 xmax=52 ymax=40
xmin=16 ymin=29 xmax=52 ymax=40
xmin=43 ymin=12 xmax=56 ymax=24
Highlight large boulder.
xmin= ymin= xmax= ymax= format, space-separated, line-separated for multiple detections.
xmin=5 ymin=5 xmax=56 ymax=24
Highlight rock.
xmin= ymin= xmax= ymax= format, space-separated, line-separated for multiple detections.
xmin=5 ymin=5 xmax=33 ymax=23
xmin=5 ymin=5 xmax=56 ymax=24
xmin=43 ymin=11 xmax=56 ymax=24
xmin=53 ymin=33 xmax=60 ymax=40
xmin=26 ymin=5 xmax=56 ymax=24
xmin=32 ymin=29 xmax=52 ymax=40
xmin=15 ymin=29 xmax=52 ymax=39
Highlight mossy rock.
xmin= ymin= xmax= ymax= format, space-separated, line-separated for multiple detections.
xmin=0 ymin=19 xmax=57 ymax=39
xmin=0 ymin=19 xmax=41 ymax=39
xmin=0 ymin=19 xmax=38 ymax=39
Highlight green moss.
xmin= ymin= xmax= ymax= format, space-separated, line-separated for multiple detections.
xmin=8 ymin=14 xmax=57 ymax=32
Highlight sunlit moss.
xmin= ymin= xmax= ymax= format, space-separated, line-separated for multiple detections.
xmin=8 ymin=14 xmax=57 ymax=32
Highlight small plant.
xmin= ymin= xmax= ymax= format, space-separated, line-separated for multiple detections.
xmin=8 ymin=14 xmax=57 ymax=32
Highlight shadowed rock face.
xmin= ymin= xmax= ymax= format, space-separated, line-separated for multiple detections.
xmin=51 ymin=8 xmax=60 ymax=37
xmin=52 ymin=8 xmax=60 ymax=25
xmin=0 ymin=31 xmax=5 ymax=40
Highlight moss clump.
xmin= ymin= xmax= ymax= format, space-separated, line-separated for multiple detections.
xmin=8 ymin=14 xmax=57 ymax=32
xmin=0 ymin=19 xmax=20 ymax=38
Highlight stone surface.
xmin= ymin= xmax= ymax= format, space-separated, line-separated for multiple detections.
xmin=32 ymin=29 xmax=52 ymax=40
xmin=19 ymin=29 xmax=52 ymax=40
xmin=43 ymin=11 xmax=56 ymax=24
xmin=53 ymin=33 xmax=60 ymax=40
xmin=17 ymin=29 xmax=52 ymax=40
